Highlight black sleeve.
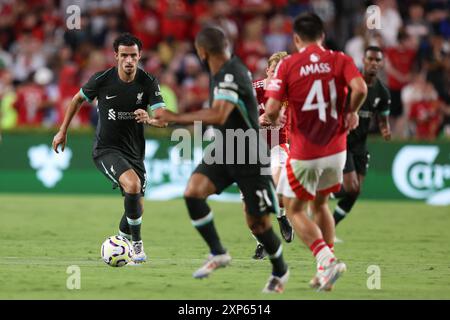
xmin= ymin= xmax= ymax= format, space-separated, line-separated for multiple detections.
xmin=212 ymin=72 xmax=240 ymax=105
xmin=378 ymin=85 xmax=391 ymax=116
xmin=80 ymin=72 xmax=101 ymax=103
xmin=147 ymin=77 xmax=166 ymax=111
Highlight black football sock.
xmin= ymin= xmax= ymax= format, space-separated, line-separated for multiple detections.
xmin=332 ymin=185 xmax=346 ymax=199
xmin=124 ymin=192 xmax=143 ymax=242
xmin=334 ymin=192 xmax=358 ymax=226
xmin=119 ymin=213 xmax=131 ymax=240
xmin=185 ymin=197 xmax=226 ymax=255
xmin=255 ymin=228 xmax=288 ymax=277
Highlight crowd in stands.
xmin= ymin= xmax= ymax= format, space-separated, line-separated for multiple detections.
xmin=0 ymin=0 xmax=449 ymax=140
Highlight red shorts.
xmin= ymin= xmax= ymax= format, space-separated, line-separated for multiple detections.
xmin=277 ymin=151 xmax=346 ymax=200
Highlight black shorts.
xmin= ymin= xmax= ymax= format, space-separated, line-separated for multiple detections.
xmin=193 ymin=162 xmax=279 ymax=217
xmin=93 ymin=150 xmax=147 ymax=196
xmin=343 ymin=150 xmax=370 ymax=176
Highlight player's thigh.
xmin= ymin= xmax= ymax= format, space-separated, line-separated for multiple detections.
xmin=317 ymin=152 xmax=346 ymax=196
xmin=270 ymin=144 xmax=289 ymax=185
xmin=185 ymin=163 xmax=232 ymax=198
xmin=129 ymin=160 xmax=147 ymax=195
xmin=285 ymin=158 xmax=320 ymax=200
xmin=93 ymin=152 xmax=134 ymax=190
xmin=343 ymin=152 xmax=368 ymax=194
xmin=119 ymin=169 xmax=142 ymax=194
xmin=238 ymin=174 xmax=279 ymax=217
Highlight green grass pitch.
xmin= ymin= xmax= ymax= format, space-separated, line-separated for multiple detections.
xmin=1 ymin=194 xmax=450 ymax=299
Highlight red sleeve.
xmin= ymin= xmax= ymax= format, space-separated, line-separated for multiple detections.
xmin=265 ymin=57 xmax=288 ymax=101
xmin=341 ymin=54 xmax=361 ymax=85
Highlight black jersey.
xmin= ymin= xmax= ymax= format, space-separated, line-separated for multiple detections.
xmin=347 ymin=77 xmax=390 ymax=154
xmin=80 ymin=67 xmax=165 ymax=161
xmin=208 ymin=56 xmax=267 ymax=174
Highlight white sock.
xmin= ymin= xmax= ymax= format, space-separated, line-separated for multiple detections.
xmin=277 ymin=207 xmax=285 ymax=219
xmin=311 ymin=240 xmax=336 ymax=268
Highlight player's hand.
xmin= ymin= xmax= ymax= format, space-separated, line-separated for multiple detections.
xmin=52 ymin=130 xmax=67 ymax=153
xmin=345 ymin=112 xmax=359 ymax=131
xmin=153 ymin=109 xmax=176 ymax=123
xmin=381 ymin=127 xmax=391 ymax=141
xmin=147 ymin=118 xmax=168 ymax=128
xmin=134 ymin=109 xmax=151 ymax=124
xmin=259 ymin=113 xmax=271 ymax=127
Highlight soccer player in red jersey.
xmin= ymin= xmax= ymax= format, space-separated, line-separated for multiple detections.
xmin=249 ymin=51 xmax=294 ymax=260
xmin=265 ymin=13 xmax=368 ymax=291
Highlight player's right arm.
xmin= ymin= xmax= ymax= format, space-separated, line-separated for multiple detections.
xmin=53 ymin=71 xmax=101 ymax=153
xmin=265 ymin=58 xmax=287 ymax=125
xmin=52 ymin=92 xmax=85 ymax=153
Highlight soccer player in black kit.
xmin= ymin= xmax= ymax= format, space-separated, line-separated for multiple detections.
xmin=333 ymin=46 xmax=391 ymax=232
xmin=52 ymin=33 xmax=167 ymax=264
xmin=156 ymin=26 xmax=289 ymax=293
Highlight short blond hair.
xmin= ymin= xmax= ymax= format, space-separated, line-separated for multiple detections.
xmin=268 ymin=51 xmax=288 ymax=68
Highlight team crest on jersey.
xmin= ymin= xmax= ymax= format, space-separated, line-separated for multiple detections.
xmin=136 ymin=92 xmax=143 ymax=104
xmin=373 ymin=97 xmax=381 ymax=108
xmin=224 ymin=74 xmax=234 ymax=82
xmin=310 ymin=53 xmax=320 ymax=63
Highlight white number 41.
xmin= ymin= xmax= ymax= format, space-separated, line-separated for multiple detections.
xmin=302 ymin=79 xmax=337 ymax=122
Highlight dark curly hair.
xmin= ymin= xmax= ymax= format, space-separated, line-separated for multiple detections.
xmin=113 ymin=33 xmax=142 ymax=53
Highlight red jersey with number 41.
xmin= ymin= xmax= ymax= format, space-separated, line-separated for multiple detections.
xmin=265 ymin=44 xmax=361 ymax=160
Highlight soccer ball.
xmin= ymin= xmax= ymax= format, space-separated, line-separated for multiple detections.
xmin=101 ymin=235 xmax=132 ymax=267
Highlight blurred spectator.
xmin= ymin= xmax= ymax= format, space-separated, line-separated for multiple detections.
xmin=159 ymin=71 xmax=178 ymax=113
xmin=345 ymin=25 xmax=383 ymax=70
xmin=125 ymin=0 xmax=160 ymax=50
xmin=179 ymin=71 xmax=209 ymax=113
xmin=405 ymin=2 xmax=431 ymax=48
xmin=0 ymin=70 xmax=17 ymax=129
xmin=311 ymin=0 xmax=336 ymax=48
xmin=401 ymin=74 xmax=437 ymax=137
xmin=157 ymin=0 xmax=192 ymax=42
xmin=77 ymin=50 xmax=107 ymax=126
xmin=0 ymin=0 xmax=447 ymax=143
xmin=385 ymin=30 xmax=417 ymax=137
xmin=422 ymin=33 xmax=450 ymax=103
xmin=264 ymin=14 xmax=291 ymax=54
xmin=376 ymin=0 xmax=403 ymax=47
xmin=13 ymin=69 xmax=53 ymax=126
xmin=409 ymin=82 xmax=443 ymax=140
xmin=208 ymin=0 xmax=239 ymax=49
xmin=233 ymin=0 xmax=272 ymax=21
xmin=11 ymin=33 xmax=46 ymax=83
xmin=237 ymin=16 xmax=267 ymax=72
xmin=0 ymin=46 xmax=12 ymax=70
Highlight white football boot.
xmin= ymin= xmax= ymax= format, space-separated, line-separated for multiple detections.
xmin=193 ymin=252 xmax=232 ymax=279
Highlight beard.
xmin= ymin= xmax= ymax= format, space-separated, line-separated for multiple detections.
xmin=124 ymin=65 xmax=134 ymax=74
xmin=200 ymin=58 xmax=210 ymax=73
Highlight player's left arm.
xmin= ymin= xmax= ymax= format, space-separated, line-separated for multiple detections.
xmin=265 ymin=97 xmax=282 ymax=124
xmin=377 ymin=88 xmax=392 ymax=141
xmin=137 ymin=76 xmax=169 ymax=127
xmin=154 ymin=99 xmax=235 ymax=125
xmin=264 ymin=58 xmax=287 ymax=124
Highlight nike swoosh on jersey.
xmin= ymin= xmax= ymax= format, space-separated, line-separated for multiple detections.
xmin=106 ymin=95 xmax=117 ymax=99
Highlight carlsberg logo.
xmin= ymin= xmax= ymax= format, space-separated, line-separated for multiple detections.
xmin=393 ymin=146 xmax=450 ymax=206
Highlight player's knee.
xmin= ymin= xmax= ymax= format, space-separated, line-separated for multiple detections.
xmin=247 ymin=215 xmax=271 ymax=234
xmin=184 ymin=186 xmax=207 ymax=199
xmin=346 ymin=183 xmax=361 ymax=198
xmin=123 ymin=179 xmax=141 ymax=194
